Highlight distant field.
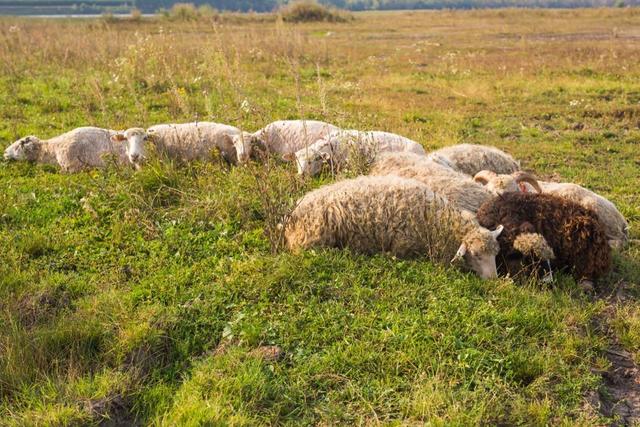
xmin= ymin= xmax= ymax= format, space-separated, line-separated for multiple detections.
xmin=0 ymin=9 xmax=639 ymax=425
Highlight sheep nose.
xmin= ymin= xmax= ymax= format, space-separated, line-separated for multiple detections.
xmin=130 ymin=153 xmax=140 ymax=162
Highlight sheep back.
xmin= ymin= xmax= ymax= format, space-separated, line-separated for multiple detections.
xmin=285 ymin=175 xmax=462 ymax=259
xmin=51 ymin=127 xmax=126 ymax=172
xmin=370 ymin=153 xmax=491 ymax=213
xmin=256 ymin=120 xmax=340 ymax=155
xmin=428 ymin=144 xmax=520 ymax=176
xmin=540 ymin=181 xmax=629 ymax=248
xmin=147 ymin=122 xmax=239 ymax=163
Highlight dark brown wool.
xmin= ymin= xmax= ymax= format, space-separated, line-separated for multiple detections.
xmin=477 ymin=192 xmax=611 ymax=281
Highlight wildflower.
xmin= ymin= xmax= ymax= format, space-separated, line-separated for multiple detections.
xmin=240 ymin=99 xmax=250 ymax=113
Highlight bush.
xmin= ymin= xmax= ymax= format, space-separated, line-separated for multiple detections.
xmin=130 ymin=7 xmax=142 ymax=21
xmin=197 ymin=4 xmax=219 ymax=18
xmin=161 ymin=3 xmax=220 ymax=21
xmin=278 ymin=1 xmax=351 ymax=23
xmin=167 ymin=3 xmax=199 ymax=21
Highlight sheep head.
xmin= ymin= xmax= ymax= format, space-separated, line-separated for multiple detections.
xmin=286 ymin=140 xmax=333 ymax=176
xmin=513 ymin=232 xmax=555 ymax=261
xmin=112 ymin=128 xmax=148 ymax=168
xmin=232 ymin=131 xmax=257 ymax=164
xmin=452 ymin=225 xmax=503 ymax=279
xmin=4 ymin=136 xmax=42 ymax=162
xmin=506 ymin=232 xmax=556 ymax=282
xmin=473 ymin=170 xmax=541 ymax=195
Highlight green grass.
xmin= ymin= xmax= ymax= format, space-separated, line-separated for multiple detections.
xmin=0 ymin=9 xmax=639 ymax=424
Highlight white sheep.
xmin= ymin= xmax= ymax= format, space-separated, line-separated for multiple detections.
xmin=284 ymin=175 xmax=504 ymax=279
xmin=3 ymin=127 xmax=128 ymax=173
xmin=283 ymin=129 xmax=427 ymax=176
xmin=473 ymin=170 xmax=629 ymax=250
xmin=236 ymin=119 xmax=340 ymax=163
xmin=369 ymin=152 xmax=538 ymax=213
xmin=428 ymin=143 xmax=520 ymax=176
xmin=112 ymin=122 xmax=244 ymax=167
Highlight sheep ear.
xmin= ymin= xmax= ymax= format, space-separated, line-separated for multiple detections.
xmin=451 ymin=243 xmax=467 ymax=263
xmin=111 ymin=133 xmax=126 ymax=143
xmin=282 ymin=152 xmax=295 ymax=162
xmin=492 ymin=225 xmax=504 ymax=238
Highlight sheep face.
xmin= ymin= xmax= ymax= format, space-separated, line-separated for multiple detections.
xmin=453 ymin=225 xmax=503 ymax=279
xmin=4 ymin=136 xmax=41 ymax=161
xmin=233 ymin=132 xmax=255 ymax=164
xmin=474 ymin=170 xmax=542 ymax=195
xmin=485 ymin=176 xmax=519 ymax=195
xmin=287 ymin=141 xmax=332 ymax=176
xmin=112 ymin=128 xmax=148 ymax=167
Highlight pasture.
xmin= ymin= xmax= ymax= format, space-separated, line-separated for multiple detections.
xmin=0 ymin=8 xmax=639 ymax=425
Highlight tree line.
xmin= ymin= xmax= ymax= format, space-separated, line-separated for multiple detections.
xmin=133 ymin=0 xmax=635 ymax=12
xmin=0 ymin=0 xmax=635 ymax=15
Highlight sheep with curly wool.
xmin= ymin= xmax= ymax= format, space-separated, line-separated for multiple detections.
xmin=473 ymin=170 xmax=629 ymax=250
xmin=369 ymin=152 xmax=539 ymax=213
xmin=427 ymin=143 xmax=520 ymax=176
xmin=285 ymin=129 xmax=426 ymax=176
xmin=237 ymin=120 xmax=340 ymax=163
xmin=476 ymin=192 xmax=611 ymax=285
xmin=3 ymin=127 xmax=128 ymax=173
xmin=113 ymin=122 xmax=243 ymax=167
xmin=284 ymin=175 xmax=504 ymax=279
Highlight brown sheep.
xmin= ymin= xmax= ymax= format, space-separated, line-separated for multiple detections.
xmin=476 ymin=192 xmax=611 ymax=285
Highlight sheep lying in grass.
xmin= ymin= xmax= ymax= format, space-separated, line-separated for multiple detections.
xmin=284 ymin=129 xmax=426 ymax=176
xmin=284 ymin=175 xmax=504 ymax=279
xmin=3 ymin=127 xmax=128 ymax=173
xmin=113 ymin=122 xmax=244 ymax=167
xmin=428 ymin=143 xmax=520 ymax=176
xmin=473 ymin=170 xmax=629 ymax=250
xmin=237 ymin=120 xmax=340 ymax=163
xmin=476 ymin=192 xmax=611 ymax=286
xmin=369 ymin=152 xmax=539 ymax=213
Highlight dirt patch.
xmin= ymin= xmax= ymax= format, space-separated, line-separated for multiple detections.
xmin=600 ymin=346 xmax=640 ymax=425
xmin=84 ymin=394 xmax=138 ymax=427
xmin=249 ymin=345 xmax=285 ymax=362
xmin=16 ymin=288 xmax=71 ymax=328
xmin=594 ymin=281 xmax=640 ymax=426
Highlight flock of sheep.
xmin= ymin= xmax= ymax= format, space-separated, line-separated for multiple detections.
xmin=3 ymin=119 xmax=630 ymax=289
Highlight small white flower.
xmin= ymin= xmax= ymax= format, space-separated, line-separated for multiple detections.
xmin=240 ymin=99 xmax=250 ymax=113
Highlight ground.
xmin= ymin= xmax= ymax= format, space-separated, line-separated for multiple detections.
xmin=0 ymin=8 xmax=639 ymax=425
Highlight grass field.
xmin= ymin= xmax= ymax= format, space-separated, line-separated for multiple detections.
xmin=0 ymin=8 xmax=639 ymax=425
